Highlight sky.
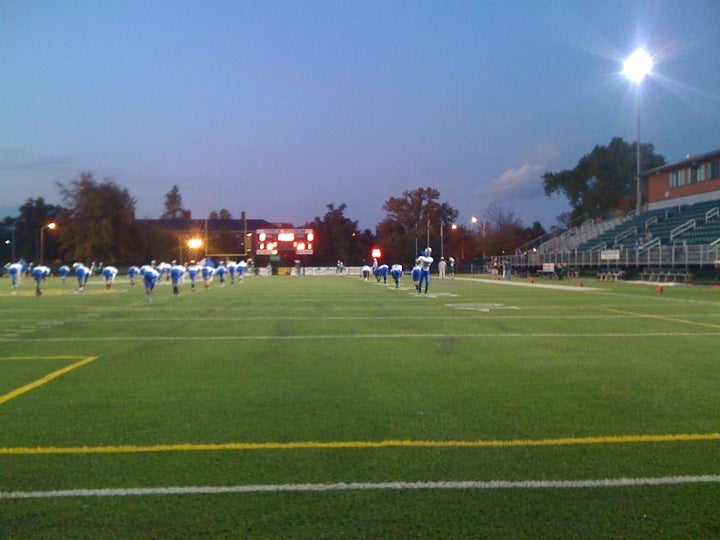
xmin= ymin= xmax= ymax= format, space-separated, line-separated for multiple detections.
xmin=2 ymin=0 xmax=720 ymax=232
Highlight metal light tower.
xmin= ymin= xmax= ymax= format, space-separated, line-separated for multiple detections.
xmin=622 ymin=49 xmax=653 ymax=215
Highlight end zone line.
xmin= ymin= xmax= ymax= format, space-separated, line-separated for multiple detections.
xmin=3 ymin=475 xmax=720 ymax=499
xmin=2 ymin=432 xmax=719 ymax=455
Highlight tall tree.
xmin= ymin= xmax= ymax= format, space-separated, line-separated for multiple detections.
xmin=5 ymin=198 xmax=64 ymax=262
xmin=208 ymin=209 xmax=232 ymax=220
xmin=377 ymin=187 xmax=458 ymax=263
xmin=161 ymin=184 xmax=186 ymax=219
xmin=303 ymin=203 xmax=367 ymax=265
xmin=543 ymin=137 xmax=665 ymax=220
xmin=56 ymin=172 xmax=141 ymax=263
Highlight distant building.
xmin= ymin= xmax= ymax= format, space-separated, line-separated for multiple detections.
xmin=646 ymin=148 xmax=720 ymax=211
xmin=138 ymin=212 xmax=285 ymax=259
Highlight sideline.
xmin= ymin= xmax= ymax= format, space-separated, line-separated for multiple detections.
xmin=2 ymin=475 xmax=720 ymax=499
xmin=456 ymin=276 xmax=600 ymax=291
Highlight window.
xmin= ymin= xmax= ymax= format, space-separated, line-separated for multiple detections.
xmin=711 ymin=160 xmax=720 ymax=180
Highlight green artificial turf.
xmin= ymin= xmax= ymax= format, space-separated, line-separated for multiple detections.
xmin=1 ymin=273 xmax=719 ymax=537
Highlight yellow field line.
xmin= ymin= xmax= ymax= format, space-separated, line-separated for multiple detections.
xmin=0 ymin=356 xmax=98 ymax=405
xmin=0 ymin=356 xmax=92 ymax=361
xmin=1 ymin=432 xmax=719 ymax=455
xmin=602 ymin=307 xmax=720 ymax=330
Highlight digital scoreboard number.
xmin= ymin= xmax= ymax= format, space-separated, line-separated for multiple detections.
xmin=255 ymin=229 xmax=314 ymax=255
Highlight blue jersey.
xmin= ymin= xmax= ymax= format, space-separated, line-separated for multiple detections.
xmin=170 ymin=265 xmax=185 ymax=285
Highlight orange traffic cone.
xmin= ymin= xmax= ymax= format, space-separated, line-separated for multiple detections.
xmin=530 ymin=277 xmax=535 ymax=284
xmin=577 ymin=279 xmax=583 ymax=287
xmin=657 ymin=285 xmax=664 ymax=294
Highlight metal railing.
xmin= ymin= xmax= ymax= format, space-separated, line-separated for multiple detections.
xmin=501 ymin=243 xmax=720 ymax=270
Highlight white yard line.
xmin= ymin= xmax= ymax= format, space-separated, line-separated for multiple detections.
xmin=2 ymin=475 xmax=719 ymax=500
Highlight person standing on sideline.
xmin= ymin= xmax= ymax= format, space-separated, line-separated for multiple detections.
xmin=390 ymin=263 xmax=403 ymax=288
xmin=438 ymin=257 xmax=447 ymax=279
xmin=417 ymin=247 xmax=434 ymax=294
xmin=448 ymin=257 xmax=455 ymax=278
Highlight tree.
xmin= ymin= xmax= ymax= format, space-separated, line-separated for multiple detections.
xmin=482 ymin=202 xmax=526 ymax=256
xmin=303 ymin=203 xmax=367 ymax=265
xmin=208 ymin=209 xmax=232 ymax=220
xmin=56 ymin=172 xmax=141 ymax=263
xmin=2 ymin=198 xmax=64 ymax=263
xmin=161 ymin=185 xmax=187 ymax=219
xmin=377 ymin=187 xmax=458 ymax=263
xmin=543 ymin=137 xmax=665 ymax=220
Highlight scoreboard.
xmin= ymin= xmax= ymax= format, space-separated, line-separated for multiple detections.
xmin=255 ymin=229 xmax=314 ymax=255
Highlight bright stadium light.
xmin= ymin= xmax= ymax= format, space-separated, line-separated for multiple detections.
xmin=622 ymin=49 xmax=652 ymax=83
xmin=187 ymin=237 xmax=203 ymax=250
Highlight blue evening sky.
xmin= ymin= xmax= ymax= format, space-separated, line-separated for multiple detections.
xmin=2 ymin=0 xmax=719 ymax=230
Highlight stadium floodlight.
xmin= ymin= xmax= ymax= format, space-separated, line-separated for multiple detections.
xmin=187 ymin=237 xmax=203 ymax=250
xmin=623 ymin=48 xmax=653 ymax=215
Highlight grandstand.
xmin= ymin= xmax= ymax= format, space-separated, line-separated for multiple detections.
xmin=505 ymin=148 xmax=720 ymax=279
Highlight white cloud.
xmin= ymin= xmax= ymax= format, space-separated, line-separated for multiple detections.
xmin=481 ymin=163 xmax=546 ymax=200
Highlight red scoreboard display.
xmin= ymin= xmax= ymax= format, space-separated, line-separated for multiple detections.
xmin=255 ymin=229 xmax=314 ymax=255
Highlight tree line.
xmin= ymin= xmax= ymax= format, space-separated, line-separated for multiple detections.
xmin=1 ymin=137 xmax=665 ymax=267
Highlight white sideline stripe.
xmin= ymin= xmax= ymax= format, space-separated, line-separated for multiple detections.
xmin=3 ymin=475 xmax=720 ymax=499
xmin=3 ymin=331 xmax=719 ymax=343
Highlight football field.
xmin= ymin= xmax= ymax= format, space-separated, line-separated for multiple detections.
xmin=1 ymin=273 xmax=720 ymax=537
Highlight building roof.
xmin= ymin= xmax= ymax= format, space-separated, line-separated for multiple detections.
xmin=137 ymin=218 xmax=282 ymax=232
xmin=645 ymin=148 xmax=720 ymax=176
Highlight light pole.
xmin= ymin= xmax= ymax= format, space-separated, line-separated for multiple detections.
xmin=426 ymin=218 xmax=430 ymax=251
xmin=622 ymin=49 xmax=652 ymax=215
xmin=39 ymin=222 xmax=57 ymax=264
xmin=440 ymin=222 xmax=444 ymax=259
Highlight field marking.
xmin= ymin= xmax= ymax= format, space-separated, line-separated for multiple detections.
xmin=2 ymin=475 xmax=720 ymax=500
xmin=2 ymin=432 xmax=719 ymax=455
xmin=602 ymin=308 xmax=720 ymax=330
xmin=0 ymin=356 xmax=98 ymax=405
xmin=3 ymin=331 xmax=719 ymax=344
xmin=457 ymin=277 xmax=600 ymax=291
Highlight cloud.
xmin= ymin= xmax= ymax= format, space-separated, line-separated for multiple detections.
xmin=481 ymin=163 xmax=547 ymax=200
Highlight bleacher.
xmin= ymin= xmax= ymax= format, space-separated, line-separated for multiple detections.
xmin=576 ymin=199 xmax=720 ymax=251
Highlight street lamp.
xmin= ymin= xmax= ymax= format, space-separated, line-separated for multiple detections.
xmin=39 ymin=222 xmax=57 ymax=264
xmin=440 ymin=222 xmax=444 ymax=259
xmin=622 ymin=48 xmax=653 ymax=215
